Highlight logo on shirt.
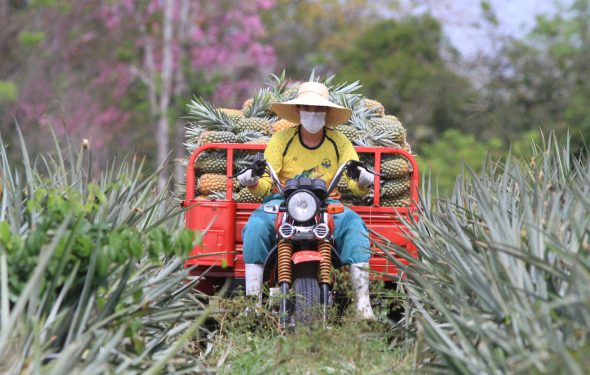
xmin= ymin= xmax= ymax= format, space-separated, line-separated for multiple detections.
xmin=296 ymin=166 xmax=324 ymax=179
xmin=321 ymin=158 xmax=332 ymax=168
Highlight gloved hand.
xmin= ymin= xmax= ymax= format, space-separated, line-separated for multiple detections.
xmin=357 ymin=167 xmax=374 ymax=188
xmin=237 ymin=169 xmax=259 ymax=187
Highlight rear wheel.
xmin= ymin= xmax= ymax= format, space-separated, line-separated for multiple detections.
xmin=292 ymin=263 xmax=320 ymax=325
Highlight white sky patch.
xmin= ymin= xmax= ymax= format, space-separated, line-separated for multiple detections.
xmin=422 ymin=0 xmax=567 ymax=57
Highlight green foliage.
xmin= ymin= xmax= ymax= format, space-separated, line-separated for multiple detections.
xmin=477 ymin=1 xmax=590 ymax=150
xmin=0 ymin=81 xmax=17 ymax=104
xmin=0 ymin=128 xmax=207 ymax=372
xmin=417 ymin=129 xmax=542 ymax=195
xmin=261 ymin=0 xmax=397 ymax=78
xmin=387 ymin=133 xmax=590 ymax=373
xmin=17 ymin=31 xmax=46 ymax=47
xmin=336 ymin=16 xmax=473 ymax=141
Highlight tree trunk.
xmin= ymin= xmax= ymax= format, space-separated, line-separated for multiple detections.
xmin=157 ymin=0 xmax=176 ymax=193
xmin=174 ymin=0 xmax=191 ymax=191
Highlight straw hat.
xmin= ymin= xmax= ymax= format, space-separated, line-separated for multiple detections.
xmin=271 ymin=82 xmax=352 ymax=127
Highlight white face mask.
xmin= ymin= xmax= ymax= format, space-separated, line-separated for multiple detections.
xmin=300 ymin=111 xmax=326 ymax=134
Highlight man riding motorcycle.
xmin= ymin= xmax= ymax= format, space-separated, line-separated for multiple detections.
xmin=238 ymin=81 xmax=376 ymax=320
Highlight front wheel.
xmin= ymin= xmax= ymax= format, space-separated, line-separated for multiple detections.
xmin=292 ymin=263 xmax=320 ymax=325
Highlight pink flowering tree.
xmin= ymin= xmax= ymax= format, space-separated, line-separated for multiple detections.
xmin=6 ymin=0 xmax=276 ymax=188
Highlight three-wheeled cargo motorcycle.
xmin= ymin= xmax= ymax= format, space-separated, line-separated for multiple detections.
xmin=181 ymin=143 xmax=419 ymax=325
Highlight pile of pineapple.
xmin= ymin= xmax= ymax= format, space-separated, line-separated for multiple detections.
xmin=182 ymin=72 xmax=413 ymax=207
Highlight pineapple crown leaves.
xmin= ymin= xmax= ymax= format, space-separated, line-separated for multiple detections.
xmin=185 ymin=96 xmax=236 ymax=132
xmin=267 ymin=70 xmax=288 ymax=96
xmin=347 ymin=107 xmax=373 ymax=130
xmin=234 ymin=153 xmax=258 ymax=170
xmin=332 ymin=92 xmax=363 ymax=111
xmin=243 ymin=88 xmax=273 ymax=118
xmin=236 ymin=130 xmax=267 ymax=143
xmin=329 ymin=80 xmax=363 ymax=97
xmin=185 ymin=123 xmax=205 ymax=138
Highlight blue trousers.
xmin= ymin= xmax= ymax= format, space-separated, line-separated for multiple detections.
xmin=242 ymin=196 xmax=371 ymax=265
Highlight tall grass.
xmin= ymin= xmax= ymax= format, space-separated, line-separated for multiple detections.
xmin=0 ymin=127 xmax=212 ymax=373
xmin=381 ymin=134 xmax=590 ymax=373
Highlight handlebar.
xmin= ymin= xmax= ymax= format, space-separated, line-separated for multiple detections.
xmin=235 ymin=154 xmax=380 ymax=196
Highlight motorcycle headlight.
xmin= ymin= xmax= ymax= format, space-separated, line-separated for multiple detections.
xmin=287 ymin=191 xmax=318 ymax=222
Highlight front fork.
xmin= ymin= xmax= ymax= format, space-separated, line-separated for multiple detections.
xmin=277 ymin=239 xmax=333 ymax=327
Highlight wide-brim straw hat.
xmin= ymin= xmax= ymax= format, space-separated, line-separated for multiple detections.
xmin=271 ymin=82 xmax=352 ymax=127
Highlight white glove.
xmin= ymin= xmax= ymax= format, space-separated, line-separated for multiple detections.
xmin=238 ymin=169 xmax=259 ymax=187
xmin=357 ymin=167 xmax=374 ymax=188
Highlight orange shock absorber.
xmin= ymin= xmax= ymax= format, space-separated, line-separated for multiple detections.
xmin=318 ymin=240 xmax=332 ymax=285
xmin=277 ymin=239 xmax=293 ymax=285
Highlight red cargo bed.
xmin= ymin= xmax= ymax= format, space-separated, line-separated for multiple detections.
xmin=181 ymin=143 xmax=419 ymax=280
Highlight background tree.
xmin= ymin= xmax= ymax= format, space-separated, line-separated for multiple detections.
xmin=336 ymin=15 xmax=474 ymax=142
xmin=262 ymin=0 xmax=398 ymax=78
xmin=1 ymin=0 xmax=277 ymax=189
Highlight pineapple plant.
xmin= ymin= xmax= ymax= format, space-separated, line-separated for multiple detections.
xmin=383 ymin=136 xmax=590 ymax=373
xmin=380 ymin=155 xmax=412 ymax=179
xmin=380 ymin=176 xmax=410 ymax=198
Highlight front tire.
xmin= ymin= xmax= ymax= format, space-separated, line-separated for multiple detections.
xmin=292 ymin=263 xmax=320 ymax=325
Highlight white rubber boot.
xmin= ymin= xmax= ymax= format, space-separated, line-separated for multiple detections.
xmin=350 ymin=263 xmax=377 ymax=321
xmin=245 ymin=263 xmax=264 ymax=307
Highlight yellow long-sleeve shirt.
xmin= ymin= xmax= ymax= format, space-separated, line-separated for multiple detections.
xmin=249 ymin=126 xmax=369 ymax=197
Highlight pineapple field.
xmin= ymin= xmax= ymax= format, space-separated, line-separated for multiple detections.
xmin=2 ymin=115 xmax=589 ymax=372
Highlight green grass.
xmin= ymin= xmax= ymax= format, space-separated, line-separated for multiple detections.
xmin=201 ymin=297 xmax=414 ymax=374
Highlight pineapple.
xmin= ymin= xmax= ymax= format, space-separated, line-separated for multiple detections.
xmin=237 ymin=117 xmax=272 ymax=136
xmin=362 ymin=98 xmax=385 ymax=117
xmin=272 ymin=119 xmax=297 ymax=133
xmin=197 ymin=174 xmax=238 ymax=194
xmin=336 ymin=125 xmax=360 ymax=143
xmin=380 ymin=176 xmax=411 ymax=198
xmin=239 ymin=89 xmax=274 ymax=135
xmin=381 ymin=155 xmax=412 ymax=179
xmin=242 ymin=88 xmax=273 ymax=118
xmin=245 ymin=136 xmax=271 ymax=145
xmin=235 ymin=188 xmax=263 ymax=203
xmin=368 ymin=117 xmax=406 ymax=144
xmin=218 ymin=108 xmax=244 ymax=126
xmin=195 ymin=151 xmax=227 ymax=175
xmin=241 ymin=98 xmax=253 ymax=113
xmin=197 ymin=130 xmax=236 ymax=146
xmin=280 ymin=82 xmax=301 ymax=102
xmin=380 ymin=194 xmax=411 ymax=207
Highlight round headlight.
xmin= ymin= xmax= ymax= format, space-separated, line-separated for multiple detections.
xmin=287 ymin=191 xmax=318 ymax=222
